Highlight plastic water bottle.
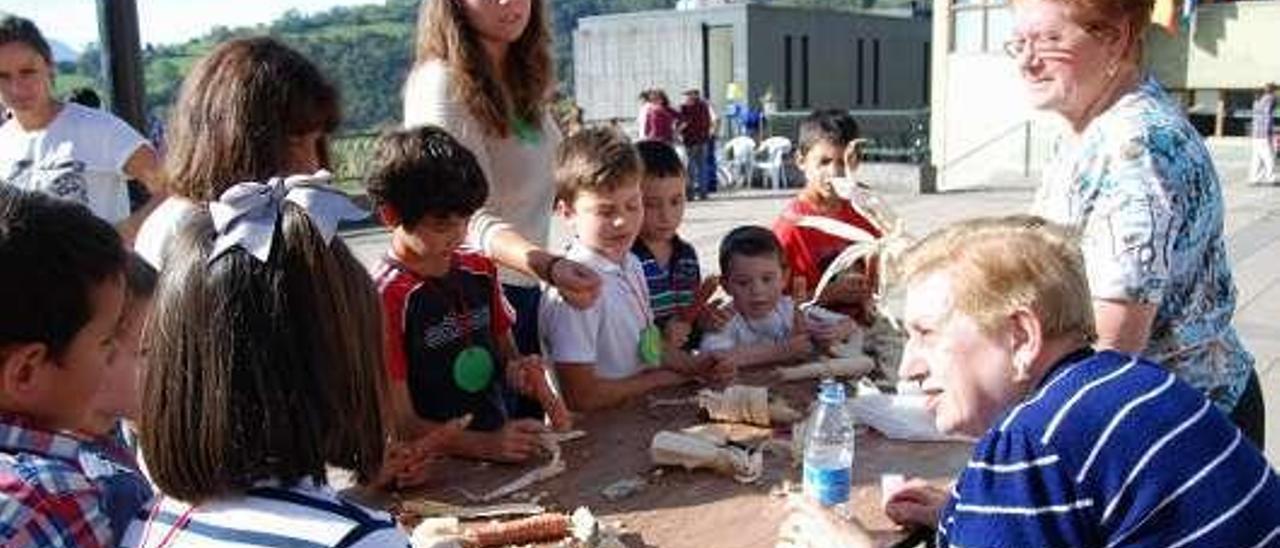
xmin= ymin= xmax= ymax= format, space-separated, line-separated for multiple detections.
xmin=803 ymin=380 xmax=855 ymax=507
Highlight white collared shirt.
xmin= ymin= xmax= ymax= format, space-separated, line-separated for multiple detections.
xmin=539 ymin=240 xmax=652 ymax=380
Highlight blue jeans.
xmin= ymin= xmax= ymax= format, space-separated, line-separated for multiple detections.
xmin=686 ymin=142 xmax=710 ymax=197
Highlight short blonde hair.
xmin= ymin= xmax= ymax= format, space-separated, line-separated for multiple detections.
xmin=899 ymin=215 xmax=1096 ymax=343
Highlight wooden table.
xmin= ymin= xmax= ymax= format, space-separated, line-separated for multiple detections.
xmin=399 ymin=377 xmax=972 ymax=547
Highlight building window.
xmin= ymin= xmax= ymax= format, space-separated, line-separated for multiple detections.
xmin=951 ymin=0 xmax=1013 ymax=54
xmin=872 ymin=38 xmax=881 ymax=106
xmin=784 ymin=35 xmax=793 ymax=109
xmin=923 ymin=41 xmax=931 ymax=104
xmin=801 ymin=35 xmax=810 ymax=108
xmin=856 ymin=38 xmax=865 ymax=106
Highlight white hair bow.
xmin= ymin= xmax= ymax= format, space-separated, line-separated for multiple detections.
xmin=209 ymin=170 xmax=367 ymax=262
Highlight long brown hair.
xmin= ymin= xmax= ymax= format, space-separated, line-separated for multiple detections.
xmin=165 ymin=37 xmax=340 ymax=202
xmin=415 ymin=0 xmax=553 ymax=138
xmin=140 ymin=205 xmax=387 ymax=502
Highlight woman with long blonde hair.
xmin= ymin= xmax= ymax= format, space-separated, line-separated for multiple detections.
xmin=405 ymin=0 xmax=602 ymax=367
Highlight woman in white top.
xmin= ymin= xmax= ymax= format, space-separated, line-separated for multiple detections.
xmin=0 ymin=16 xmax=163 ymax=244
xmin=133 ymin=37 xmax=340 ymax=269
xmin=404 ymin=0 xmax=602 ymax=359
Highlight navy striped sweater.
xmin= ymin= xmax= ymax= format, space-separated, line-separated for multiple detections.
xmin=939 ymin=350 xmax=1280 ymax=547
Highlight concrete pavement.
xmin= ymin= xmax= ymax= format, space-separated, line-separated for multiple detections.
xmin=342 ymin=138 xmax=1280 ymax=465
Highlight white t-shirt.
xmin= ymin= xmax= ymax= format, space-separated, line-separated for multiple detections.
xmin=0 ymin=103 xmax=147 ymax=224
xmin=120 ymin=479 xmax=407 ymax=548
xmin=403 ymin=60 xmax=562 ymax=288
xmin=700 ymin=296 xmax=796 ymax=352
xmin=540 ymin=241 xmax=653 ymax=380
xmin=133 ymin=196 xmax=198 ymax=269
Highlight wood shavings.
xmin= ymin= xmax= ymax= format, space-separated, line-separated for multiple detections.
xmin=776 ymin=355 xmax=876 ymax=382
xmin=470 ymin=431 xmax=585 ymax=502
xmin=698 ymin=385 xmax=799 ymax=426
xmin=398 ymin=499 xmax=546 ymax=520
xmin=649 ymin=430 xmax=763 ymax=483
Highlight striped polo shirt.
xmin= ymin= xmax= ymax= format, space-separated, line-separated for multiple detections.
xmin=631 ymin=236 xmax=701 ymax=328
xmin=939 ymin=349 xmax=1280 ymax=548
xmin=120 ymin=479 xmax=408 ymax=547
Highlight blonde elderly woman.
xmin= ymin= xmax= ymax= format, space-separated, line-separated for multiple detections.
xmin=1009 ymin=0 xmax=1263 ymax=444
xmin=869 ymin=216 xmax=1280 ymax=547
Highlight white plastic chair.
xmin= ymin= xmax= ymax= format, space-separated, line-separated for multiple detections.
xmin=721 ymin=136 xmax=756 ymax=189
xmin=756 ymin=136 xmax=793 ymax=190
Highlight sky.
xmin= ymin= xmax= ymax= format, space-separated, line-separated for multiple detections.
xmin=2 ymin=0 xmax=384 ymax=53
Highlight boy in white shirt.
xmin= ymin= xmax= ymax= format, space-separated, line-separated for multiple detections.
xmin=701 ymin=226 xmax=855 ymax=369
xmin=541 ymin=129 xmax=728 ymax=411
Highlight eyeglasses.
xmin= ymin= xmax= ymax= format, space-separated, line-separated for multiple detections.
xmin=1002 ymin=26 xmax=1104 ymax=60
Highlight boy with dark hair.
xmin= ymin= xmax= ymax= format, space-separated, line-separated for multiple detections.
xmin=79 ymin=252 xmax=156 ymax=541
xmin=773 ymin=109 xmax=880 ymax=325
xmin=541 ymin=128 xmax=728 ymax=412
xmin=0 ymin=185 xmax=126 ymax=547
xmin=631 ymin=140 xmax=722 ymax=351
xmin=701 ymin=226 xmax=854 ymax=368
xmin=368 ymin=126 xmax=564 ymax=468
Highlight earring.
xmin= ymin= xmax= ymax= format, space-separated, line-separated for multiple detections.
xmin=1012 ymin=357 xmax=1031 ymax=383
xmin=1105 ymin=62 xmax=1119 ymax=79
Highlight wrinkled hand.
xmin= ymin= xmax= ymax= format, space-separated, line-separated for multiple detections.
xmin=484 ymin=419 xmax=548 ymax=463
xmin=883 ymin=478 xmax=948 ymax=528
xmin=551 ymin=258 xmax=601 ymax=309
xmin=777 ymin=495 xmax=875 ymax=548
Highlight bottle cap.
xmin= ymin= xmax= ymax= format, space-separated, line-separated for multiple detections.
xmin=818 ymin=380 xmax=846 ymax=405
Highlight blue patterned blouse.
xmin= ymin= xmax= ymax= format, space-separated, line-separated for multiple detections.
xmin=1032 ymin=74 xmax=1255 ymax=413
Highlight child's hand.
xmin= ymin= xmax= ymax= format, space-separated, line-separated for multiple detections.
xmin=696 ymin=352 xmax=737 ymax=385
xmin=697 ymin=298 xmax=734 ymax=333
xmin=664 ymin=319 xmax=693 ymax=348
xmin=809 ymin=316 xmax=856 ymax=346
xmin=506 ymin=357 xmax=573 ymax=431
xmin=550 ymin=258 xmax=602 ymax=309
xmin=485 ymin=419 xmax=548 ymax=463
xmin=372 ymin=416 xmax=469 ymax=490
xmin=787 ymin=310 xmax=815 ymax=358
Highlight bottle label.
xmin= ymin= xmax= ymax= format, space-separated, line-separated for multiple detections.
xmin=803 ymin=462 xmax=851 ymax=506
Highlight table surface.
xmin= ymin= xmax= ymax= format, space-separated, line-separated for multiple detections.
xmin=400 ymin=375 xmax=973 ymax=548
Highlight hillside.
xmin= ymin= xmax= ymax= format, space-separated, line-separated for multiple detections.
xmin=57 ymin=0 xmax=917 ymax=132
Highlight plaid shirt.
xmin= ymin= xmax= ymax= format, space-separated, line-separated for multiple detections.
xmin=0 ymin=414 xmax=112 ymax=547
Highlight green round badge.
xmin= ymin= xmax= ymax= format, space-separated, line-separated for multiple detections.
xmin=452 ymin=346 xmax=494 ymax=393
xmin=639 ymin=325 xmax=663 ymax=367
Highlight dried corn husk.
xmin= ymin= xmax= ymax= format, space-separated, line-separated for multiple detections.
xmin=649 ymin=431 xmax=763 ymax=483
xmin=698 ymin=385 xmax=799 ymax=427
xmin=776 ymin=355 xmax=876 ymax=382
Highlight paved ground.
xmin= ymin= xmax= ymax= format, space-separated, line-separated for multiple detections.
xmin=342 ymin=138 xmax=1280 ymax=466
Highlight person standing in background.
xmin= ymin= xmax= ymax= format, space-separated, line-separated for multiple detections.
xmin=678 ymin=89 xmax=713 ymax=200
xmin=0 ymin=16 xmax=164 ymax=245
xmin=1013 ymin=0 xmax=1262 ymax=444
xmin=404 ymin=0 xmax=601 ymax=370
xmin=1251 ymin=82 xmax=1276 ymax=184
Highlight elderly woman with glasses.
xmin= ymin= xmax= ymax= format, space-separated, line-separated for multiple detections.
xmin=1003 ymin=0 xmax=1264 ymax=445
xmin=870 ymin=215 xmax=1280 ymax=547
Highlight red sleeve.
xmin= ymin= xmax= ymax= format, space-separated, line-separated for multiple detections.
xmin=773 ymin=215 xmax=820 ymax=294
xmin=375 ymin=267 xmax=411 ymax=382
xmin=486 ymin=261 xmax=516 ymax=339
